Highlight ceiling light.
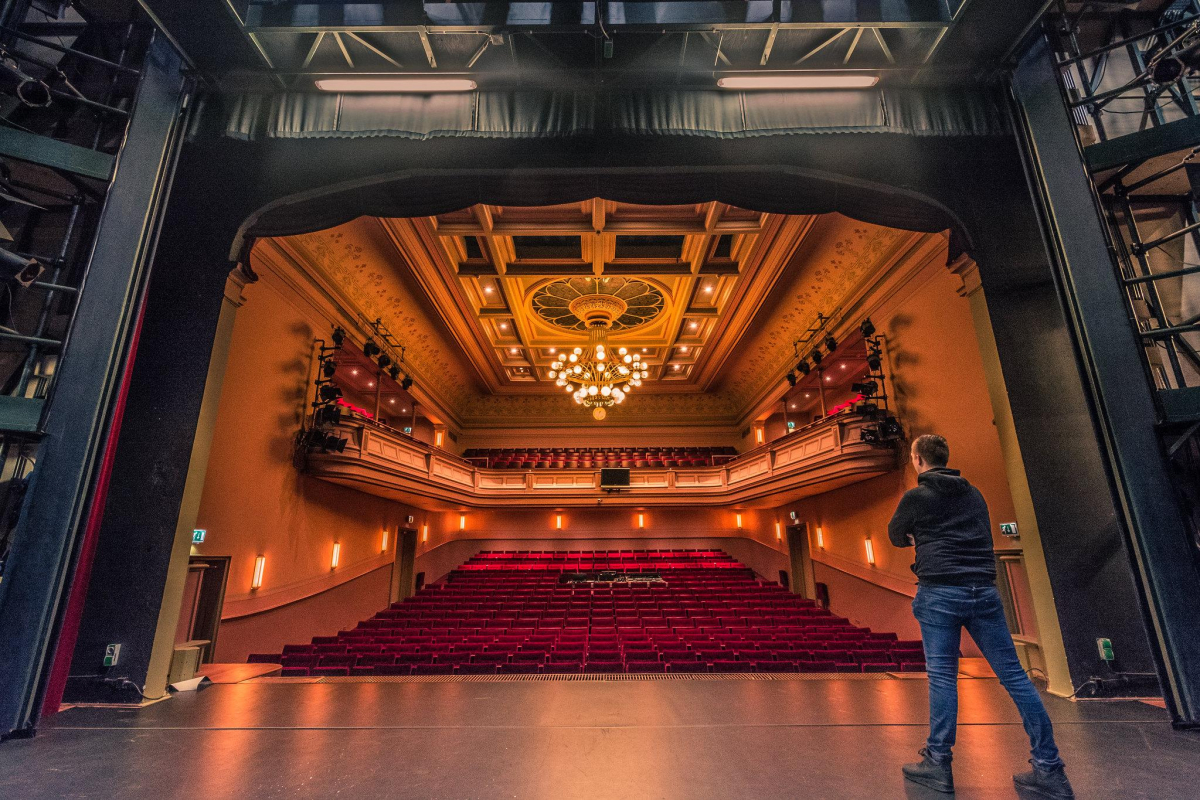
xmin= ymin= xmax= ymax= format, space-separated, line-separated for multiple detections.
xmin=510 ymin=348 xmax=519 ymax=355
xmin=549 ymin=347 xmax=556 ymax=354
xmin=389 ymin=398 xmax=396 ymax=404
xmin=367 ymin=381 xmax=375 ymax=387
xmin=680 ymin=346 xmax=689 ymax=353
xmin=499 ymin=323 xmax=508 ymax=330
xmin=704 ymin=285 xmax=714 ymax=293
xmin=484 ymin=286 xmax=493 ymax=294
xmin=690 ymin=322 xmax=698 ymax=329
xmin=350 ymin=368 xmax=358 ymax=376
xmin=840 ymin=363 xmax=847 ymax=369
xmin=717 ymin=74 xmax=879 ymax=90
xmin=315 ymin=77 xmax=478 ymax=93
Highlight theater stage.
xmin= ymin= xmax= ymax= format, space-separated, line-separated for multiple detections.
xmin=1 ymin=676 xmax=1196 ymax=799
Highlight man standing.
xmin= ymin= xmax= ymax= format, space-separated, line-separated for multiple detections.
xmin=889 ymin=434 xmax=1074 ymax=798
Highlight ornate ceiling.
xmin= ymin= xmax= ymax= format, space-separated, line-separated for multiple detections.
xmin=253 ymin=201 xmax=940 ymax=430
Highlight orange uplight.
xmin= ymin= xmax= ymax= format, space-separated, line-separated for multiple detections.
xmin=331 ymin=542 xmax=341 ymax=569
xmin=251 ymin=555 xmax=266 ymax=589
xmin=865 ymin=537 xmax=876 ymax=566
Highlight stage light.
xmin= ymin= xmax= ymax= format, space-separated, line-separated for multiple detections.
xmin=382 ymin=530 xmax=389 ymax=552
xmin=717 ymin=74 xmax=879 ymax=90
xmin=363 ymin=339 xmax=381 ymax=358
xmin=303 ymin=428 xmax=325 ymax=448
xmin=637 ymin=512 xmax=645 ymax=529
xmin=866 ymin=353 xmax=882 ymax=371
xmin=1152 ymin=57 xmax=1185 ymax=85
xmin=797 ymin=360 xmax=811 ymax=376
xmin=881 ymin=417 xmax=904 ymax=440
xmin=388 ymin=364 xmax=401 ymax=380
xmin=459 ymin=513 xmax=466 ymax=531
xmin=786 ymin=371 xmax=797 ymax=387
xmin=864 ymin=537 xmax=876 ymax=566
xmin=401 ymin=376 xmax=414 ymax=390
xmin=811 ymin=350 xmax=823 ymax=365
xmin=736 ymin=513 xmax=743 ymax=529
xmin=331 ymin=327 xmax=345 ymax=347
xmin=321 ymin=358 xmax=337 ymax=378
xmin=324 ymin=434 xmax=348 ymax=453
xmin=331 ymin=541 xmax=341 ymax=569
xmin=860 ymin=318 xmax=876 ymax=338
xmin=0 ymin=58 xmax=51 ymax=107
xmin=824 ymin=334 xmax=837 ymax=353
xmin=378 ymin=353 xmax=392 ymax=370
xmin=0 ymin=248 xmax=44 ymax=287
xmin=315 ymin=77 xmax=478 ymax=93
xmin=556 ymin=513 xmax=564 ymax=530
xmin=851 ymin=380 xmax=878 ymax=397
xmin=251 ymin=555 xmax=266 ymax=589
xmin=816 ymin=527 xmax=825 ymax=548
xmin=319 ymin=384 xmax=343 ymax=403
xmin=317 ymin=405 xmax=343 ymax=426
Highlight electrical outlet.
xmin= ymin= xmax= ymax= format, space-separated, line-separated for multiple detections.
xmin=103 ymin=643 xmax=121 ymax=667
xmin=1096 ymin=637 xmax=1114 ymax=662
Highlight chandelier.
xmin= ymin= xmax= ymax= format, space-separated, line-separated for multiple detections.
xmin=548 ymin=286 xmax=647 ymax=420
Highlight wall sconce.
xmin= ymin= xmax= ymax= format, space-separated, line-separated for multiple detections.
xmin=251 ymin=555 xmax=266 ymax=589
xmin=555 ymin=513 xmax=564 ymax=530
xmin=422 ymin=524 xmax=429 ymax=542
xmin=816 ymin=526 xmax=824 ymax=549
xmin=459 ymin=513 xmax=466 ymax=531
xmin=331 ymin=541 xmax=341 ymax=569
xmin=864 ymin=537 xmax=876 ymax=566
xmin=736 ymin=513 xmax=743 ymax=529
xmin=754 ymin=427 xmax=765 ymax=445
xmin=435 ymin=430 xmax=445 ymax=447
xmin=381 ymin=530 xmax=389 ymax=552
xmin=775 ymin=521 xmax=782 ymax=540
xmin=637 ymin=512 xmax=645 ymax=529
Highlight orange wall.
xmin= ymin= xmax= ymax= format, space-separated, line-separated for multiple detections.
xmin=776 ymin=264 xmax=1016 ymax=654
xmin=191 ymin=271 xmax=428 ymax=625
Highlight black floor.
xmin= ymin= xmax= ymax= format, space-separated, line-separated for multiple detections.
xmin=1 ymin=677 xmax=1197 ymax=799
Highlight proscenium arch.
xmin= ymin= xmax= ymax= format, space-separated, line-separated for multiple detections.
xmin=64 ymin=126 xmax=1157 ymax=711
xmin=230 ymin=164 xmax=975 ymax=263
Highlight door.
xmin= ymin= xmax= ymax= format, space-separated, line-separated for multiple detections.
xmin=390 ymin=528 xmax=419 ymax=603
xmin=785 ymin=524 xmax=815 ymax=600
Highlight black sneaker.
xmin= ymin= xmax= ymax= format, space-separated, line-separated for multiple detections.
xmin=902 ymin=747 xmax=954 ymax=793
xmin=1013 ymin=761 xmax=1075 ymax=799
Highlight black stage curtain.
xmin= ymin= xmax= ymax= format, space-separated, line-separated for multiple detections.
xmin=219 ymin=88 xmax=1009 ymax=140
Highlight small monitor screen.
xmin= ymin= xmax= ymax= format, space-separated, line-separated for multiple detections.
xmin=600 ymin=467 xmax=631 ymax=488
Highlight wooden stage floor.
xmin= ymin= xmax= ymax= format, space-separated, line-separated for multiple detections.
xmin=1 ymin=675 xmax=1196 ymax=799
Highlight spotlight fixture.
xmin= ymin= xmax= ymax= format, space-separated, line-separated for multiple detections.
xmin=317 ymin=405 xmax=343 ymax=426
xmin=303 ymin=429 xmax=326 ymax=448
xmin=400 ymin=376 xmax=413 ymax=390
xmin=860 ymin=318 xmax=876 ymax=338
xmin=331 ymin=327 xmax=346 ymax=347
xmin=363 ymin=339 xmax=381 ymax=358
xmin=321 ymin=358 xmax=337 ymax=378
xmin=866 ymin=352 xmax=883 ymax=371
xmin=797 ymin=360 xmax=811 ymax=376
xmin=319 ymin=384 xmax=343 ymax=403
xmin=323 ymin=434 xmax=349 ymax=453
xmin=1152 ymin=56 xmax=1186 ymax=85
xmin=824 ymin=334 xmax=837 ymax=353
xmin=377 ymin=353 xmax=392 ymax=370
xmin=0 ymin=57 xmax=52 ymax=108
xmin=811 ymin=349 xmax=823 ymax=365
xmin=851 ymin=380 xmax=879 ymax=397
xmin=786 ymin=371 xmax=797 ymax=387
xmin=388 ymin=364 xmax=401 ymax=381
xmin=0 ymin=248 xmax=44 ymax=287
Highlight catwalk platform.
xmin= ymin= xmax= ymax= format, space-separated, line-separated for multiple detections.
xmin=1 ymin=674 xmax=1197 ymax=799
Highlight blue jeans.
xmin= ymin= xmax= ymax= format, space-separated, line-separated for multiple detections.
xmin=913 ymin=584 xmax=1063 ymax=769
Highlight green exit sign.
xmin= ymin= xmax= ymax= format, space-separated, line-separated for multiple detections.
xmin=192 ymin=529 xmax=206 ymax=544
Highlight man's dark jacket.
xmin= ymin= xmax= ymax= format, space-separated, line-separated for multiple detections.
xmin=887 ymin=467 xmax=996 ymax=587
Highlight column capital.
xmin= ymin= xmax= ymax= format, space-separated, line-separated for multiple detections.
xmin=947 ymin=253 xmax=982 ymax=298
xmin=223 ymin=261 xmax=257 ymax=306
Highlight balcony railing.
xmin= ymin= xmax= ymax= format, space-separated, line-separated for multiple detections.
xmin=304 ymin=412 xmax=899 ymax=507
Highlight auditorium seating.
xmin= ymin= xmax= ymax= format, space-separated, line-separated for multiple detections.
xmin=250 ymin=549 xmax=924 ymax=676
xmin=461 ymin=446 xmax=738 ymax=469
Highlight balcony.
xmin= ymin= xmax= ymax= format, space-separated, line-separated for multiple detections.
xmin=305 ymin=412 xmax=899 ymax=508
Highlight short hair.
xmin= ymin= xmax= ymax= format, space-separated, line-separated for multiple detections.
xmin=912 ymin=434 xmax=949 ymax=467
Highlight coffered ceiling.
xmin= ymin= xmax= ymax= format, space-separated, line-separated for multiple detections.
xmin=253 ymin=201 xmax=942 ymax=430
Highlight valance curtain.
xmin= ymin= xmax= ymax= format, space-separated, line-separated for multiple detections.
xmin=218 ymin=87 xmax=1010 ymax=141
